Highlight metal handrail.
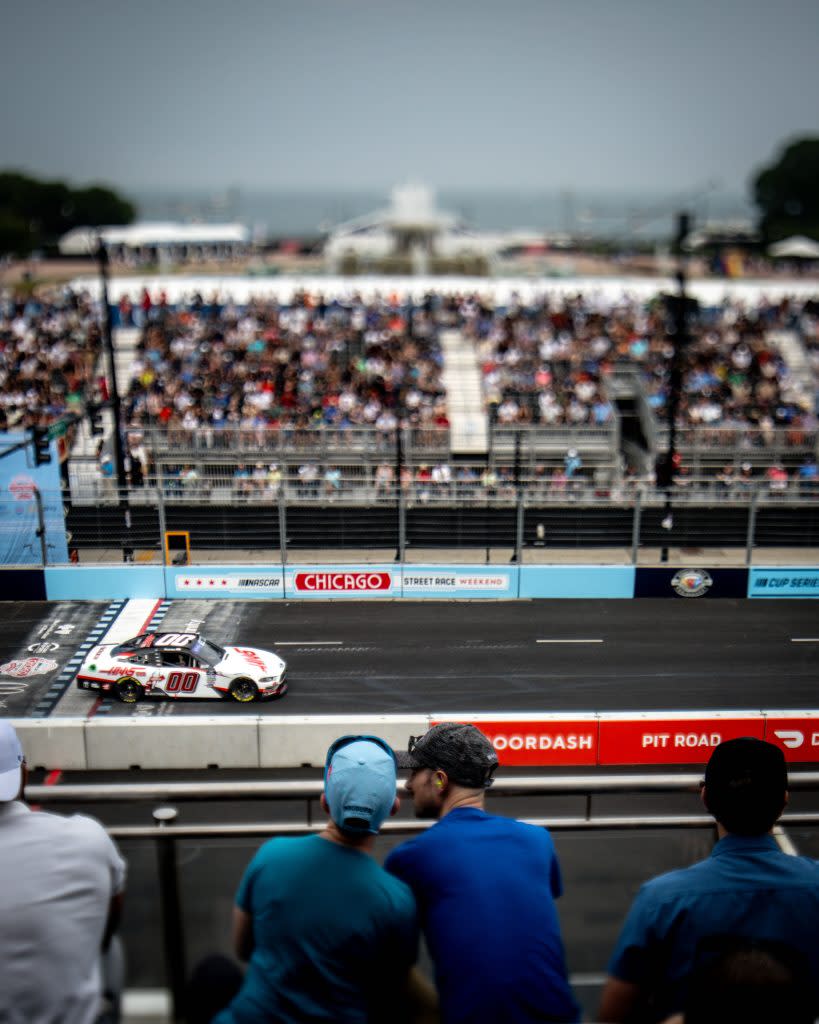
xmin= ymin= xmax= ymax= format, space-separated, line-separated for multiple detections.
xmin=27 ymin=770 xmax=819 ymax=805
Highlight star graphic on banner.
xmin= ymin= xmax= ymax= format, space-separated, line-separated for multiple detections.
xmin=196 ymin=579 xmax=202 ymax=586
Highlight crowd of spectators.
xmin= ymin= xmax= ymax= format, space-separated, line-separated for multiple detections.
xmin=455 ymin=291 xmax=817 ymax=444
xmin=0 ymin=287 xmax=102 ymax=432
xmin=122 ymin=292 xmax=449 ymax=442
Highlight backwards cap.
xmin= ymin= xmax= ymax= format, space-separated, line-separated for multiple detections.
xmin=324 ymin=735 xmax=397 ymax=835
xmin=0 ymin=721 xmax=24 ymax=801
xmin=396 ymin=723 xmax=498 ymax=788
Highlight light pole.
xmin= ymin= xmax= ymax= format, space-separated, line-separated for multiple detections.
xmin=659 ymin=212 xmax=692 ymax=564
xmin=96 ymin=237 xmax=132 ymax=560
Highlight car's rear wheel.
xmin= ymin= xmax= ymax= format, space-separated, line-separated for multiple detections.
xmin=116 ymin=677 xmax=144 ymax=703
xmin=228 ymin=678 xmax=258 ymax=703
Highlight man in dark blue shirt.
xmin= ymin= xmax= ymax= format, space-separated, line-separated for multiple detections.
xmin=599 ymin=736 xmax=819 ymax=1023
xmin=386 ymin=723 xmax=579 ymax=1024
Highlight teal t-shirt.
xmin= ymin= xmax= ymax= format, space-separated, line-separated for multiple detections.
xmin=215 ymin=834 xmax=418 ymax=1023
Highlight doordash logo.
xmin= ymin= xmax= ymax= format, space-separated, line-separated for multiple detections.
xmin=294 ymin=572 xmax=392 ymax=592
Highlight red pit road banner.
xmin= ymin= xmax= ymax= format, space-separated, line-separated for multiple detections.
xmin=764 ymin=715 xmax=819 ymax=762
xmin=598 ymin=716 xmax=766 ymax=765
xmin=436 ymin=719 xmax=598 ymax=767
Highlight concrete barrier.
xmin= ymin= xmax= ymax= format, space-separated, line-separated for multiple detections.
xmin=84 ymin=716 xmax=260 ymax=769
xmin=12 ymin=718 xmax=88 ymax=771
xmin=258 ymin=714 xmax=429 ymax=768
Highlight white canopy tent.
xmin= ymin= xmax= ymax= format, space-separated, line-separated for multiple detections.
xmin=768 ymin=235 xmax=819 ymax=259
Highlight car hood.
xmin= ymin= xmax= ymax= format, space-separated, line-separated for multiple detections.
xmin=219 ymin=646 xmax=285 ymax=677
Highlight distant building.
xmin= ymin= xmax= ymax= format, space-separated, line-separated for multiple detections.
xmin=58 ymin=222 xmax=251 ymax=264
xmin=323 ymin=185 xmax=496 ymax=275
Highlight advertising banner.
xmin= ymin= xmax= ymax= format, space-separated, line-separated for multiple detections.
xmin=401 ymin=567 xmax=515 ymax=599
xmin=0 ymin=433 xmax=68 ymax=565
xmin=166 ymin=568 xmax=284 ymax=600
xmin=284 ymin=566 xmax=397 ymax=599
xmin=436 ymin=716 xmax=598 ymax=766
xmin=598 ymin=713 xmax=765 ymax=765
xmin=518 ymin=566 xmax=634 ymax=599
xmin=635 ymin=567 xmax=748 ymax=599
xmin=46 ymin=566 xmax=165 ymax=600
xmin=764 ymin=713 xmax=819 ymax=762
xmin=749 ymin=568 xmax=819 ymax=598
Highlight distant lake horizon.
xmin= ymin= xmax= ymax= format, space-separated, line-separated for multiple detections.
xmin=129 ymin=185 xmax=755 ymax=241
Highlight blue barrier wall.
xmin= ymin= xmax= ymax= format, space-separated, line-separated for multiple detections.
xmin=27 ymin=563 xmax=819 ymax=601
xmin=45 ymin=566 xmax=165 ymax=600
xmin=518 ymin=565 xmax=634 ymax=599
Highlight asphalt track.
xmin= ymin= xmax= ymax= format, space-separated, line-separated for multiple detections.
xmin=16 ymin=598 xmax=819 ymax=718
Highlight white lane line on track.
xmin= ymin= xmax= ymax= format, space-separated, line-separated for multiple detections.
xmin=791 ymin=638 xmax=819 ymax=642
xmin=276 ymin=641 xmax=345 ymax=646
xmin=536 ymin=639 xmax=604 ymax=644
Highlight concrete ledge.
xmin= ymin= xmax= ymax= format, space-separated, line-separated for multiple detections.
xmin=12 ymin=719 xmax=87 ymax=770
xmin=84 ymin=717 xmax=260 ymax=769
xmin=259 ymin=714 xmax=430 ymax=767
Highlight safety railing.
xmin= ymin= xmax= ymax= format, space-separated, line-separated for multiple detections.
xmin=25 ymin=773 xmax=819 ymax=1022
xmin=7 ymin=476 xmax=819 ymax=566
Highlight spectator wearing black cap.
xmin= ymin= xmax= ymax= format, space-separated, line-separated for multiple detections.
xmin=599 ymin=737 xmax=819 ymax=1024
xmin=385 ymin=723 xmax=579 ymax=1024
xmin=198 ymin=735 xmax=431 ymax=1024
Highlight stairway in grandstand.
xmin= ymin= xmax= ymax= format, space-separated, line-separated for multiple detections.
xmin=439 ymin=329 xmax=489 ymax=456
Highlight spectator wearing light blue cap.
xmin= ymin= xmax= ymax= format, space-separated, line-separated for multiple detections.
xmin=201 ymin=735 xmax=435 ymax=1024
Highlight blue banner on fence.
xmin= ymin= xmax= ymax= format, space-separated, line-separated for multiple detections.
xmin=0 ymin=433 xmax=68 ymax=565
xmin=748 ymin=568 xmax=819 ymax=598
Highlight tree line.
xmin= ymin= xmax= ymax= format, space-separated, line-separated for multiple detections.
xmin=0 ymin=171 xmax=135 ymax=257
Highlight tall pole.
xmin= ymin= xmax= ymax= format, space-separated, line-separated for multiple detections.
xmin=660 ymin=212 xmax=691 ymax=564
xmin=96 ymin=238 xmax=132 ymax=560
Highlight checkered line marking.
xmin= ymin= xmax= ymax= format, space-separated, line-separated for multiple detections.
xmin=31 ymin=600 xmax=128 ymax=718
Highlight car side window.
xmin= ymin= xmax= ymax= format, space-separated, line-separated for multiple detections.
xmin=160 ymin=650 xmax=192 ymax=668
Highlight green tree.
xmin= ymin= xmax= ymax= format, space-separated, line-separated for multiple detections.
xmin=0 ymin=170 xmax=135 ymax=256
xmin=752 ymin=137 xmax=819 ymax=244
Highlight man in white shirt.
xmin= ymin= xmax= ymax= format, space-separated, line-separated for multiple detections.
xmin=0 ymin=721 xmax=127 ymax=1024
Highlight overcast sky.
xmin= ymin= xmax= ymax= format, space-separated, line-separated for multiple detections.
xmin=2 ymin=0 xmax=817 ymax=198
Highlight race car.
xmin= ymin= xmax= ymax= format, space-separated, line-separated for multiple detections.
xmin=76 ymin=631 xmax=287 ymax=703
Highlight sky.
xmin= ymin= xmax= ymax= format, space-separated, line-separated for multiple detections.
xmin=1 ymin=0 xmax=818 ymax=200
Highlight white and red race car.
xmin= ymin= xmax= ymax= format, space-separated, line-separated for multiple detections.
xmin=76 ymin=631 xmax=287 ymax=703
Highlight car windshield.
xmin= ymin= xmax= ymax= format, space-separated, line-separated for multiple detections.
xmin=189 ymin=637 xmax=226 ymax=666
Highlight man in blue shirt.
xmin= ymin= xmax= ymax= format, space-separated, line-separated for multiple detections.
xmin=599 ymin=736 xmax=819 ymax=1023
xmin=386 ymin=723 xmax=579 ymax=1024
xmin=207 ymin=735 xmax=425 ymax=1024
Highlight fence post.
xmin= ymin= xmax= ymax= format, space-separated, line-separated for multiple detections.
xmin=631 ymin=490 xmax=642 ymax=565
xmin=514 ymin=494 xmax=524 ymax=564
xmin=396 ymin=488 xmax=406 ymax=563
xmin=153 ymin=806 xmax=186 ymax=1023
xmin=33 ymin=486 xmax=48 ymax=567
xmin=745 ymin=487 xmax=759 ymax=567
xmin=156 ymin=481 xmax=167 ymax=566
xmin=278 ymin=486 xmax=288 ymax=566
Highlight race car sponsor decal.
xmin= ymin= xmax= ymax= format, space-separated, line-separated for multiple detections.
xmin=671 ymin=569 xmax=713 ymax=597
xmin=235 ymin=648 xmax=267 ymax=672
xmin=176 ymin=574 xmax=283 ymax=592
xmin=1 ymin=657 xmax=59 ymax=678
xmin=292 ymin=571 xmax=392 ymax=593
xmin=403 ymin=573 xmax=511 ymax=592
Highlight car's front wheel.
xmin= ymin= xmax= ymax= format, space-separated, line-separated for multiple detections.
xmin=228 ymin=678 xmax=259 ymax=703
xmin=116 ymin=677 xmax=144 ymax=703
